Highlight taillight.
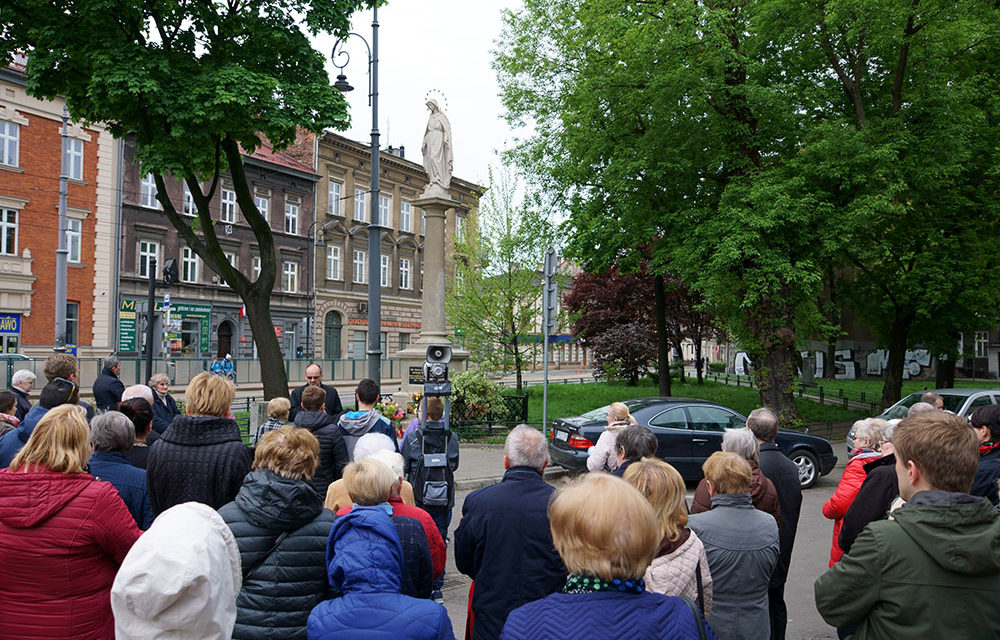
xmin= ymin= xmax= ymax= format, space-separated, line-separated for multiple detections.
xmin=567 ymin=433 xmax=594 ymax=449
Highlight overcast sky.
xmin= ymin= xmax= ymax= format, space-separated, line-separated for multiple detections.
xmin=310 ymin=0 xmax=521 ymax=188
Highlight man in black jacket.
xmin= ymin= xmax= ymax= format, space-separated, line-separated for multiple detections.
xmin=454 ymin=425 xmax=566 ymax=640
xmin=748 ymin=408 xmax=802 ymax=640
xmin=93 ymin=355 xmax=125 ymax=412
xmin=288 ymin=363 xmax=343 ymax=421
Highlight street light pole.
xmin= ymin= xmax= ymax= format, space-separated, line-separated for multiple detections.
xmin=54 ymin=106 xmax=69 ymax=351
xmin=332 ymin=6 xmax=382 ymax=385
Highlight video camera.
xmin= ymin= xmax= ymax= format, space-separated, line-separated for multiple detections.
xmin=423 ymin=345 xmax=452 ymax=397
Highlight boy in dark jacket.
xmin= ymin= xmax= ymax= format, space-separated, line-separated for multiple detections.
xmin=294 ymin=385 xmax=350 ymax=497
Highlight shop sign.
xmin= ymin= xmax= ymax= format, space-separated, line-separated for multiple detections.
xmin=0 ymin=313 xmax=21 ymax=334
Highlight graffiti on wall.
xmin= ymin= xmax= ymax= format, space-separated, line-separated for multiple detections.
xmin=865 ymin=349 xmax=931 ymax=379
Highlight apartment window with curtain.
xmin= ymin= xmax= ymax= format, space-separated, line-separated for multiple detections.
xmin=0 ymin=121 xmax=19 ymax=167
xmin=220 ymin=189 xmax=237 ymax=223
xmin=327 ymin=245 xmax=342 ymax=280
xmin=354 ymin=189 xmax=367 ymax=222
xmin=65 ymin=138 xmax=83 ymax=180
xmin=283 ymin=261 xmax=299 ymax=293
xmin=0 ymin=209 xmax=17 ymax=256
xmin=181 ymin=247 xmax=199 ymax=283
xmin=67 ymin=219 xmax=81 ymax=263
xmin=254 ymin=195 xmax=269 ymax=220
xmin=285 ymin=201 xmax=299 ymax=235
xmin=328 ymin=181 xmax=342 ymax=216
xmin=378 ymin=195 xmax=391 ymax=227
xmin=141 ymin=173 xmax=159 ymax=209
xmin=380 ymin=255 xmax=390 ymax=287
xmin=400 ymin=258 xmax=411 ymax=290
xmin=138 ymin=240 xmax=159 ymax=278
xmin=400 ymin=202 xmax=412 ymax=232
xmin=353 ymin=250 xmax=367 ymax=283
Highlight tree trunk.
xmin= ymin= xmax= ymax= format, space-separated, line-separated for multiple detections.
xmin=243 ymin=292 xmax=288 ymax=399
xmin=880 ymin=314 xmax=913 ymax=409
xmin=511 ymin=335 xmax=523 ymax=393
xmin=654 ymin=274 xmax=672 ymax=397
xmin=753 ymin=343 xmax=802 ymax=426
xmin=671 ymin=335 xmax=686 ymax=383
xmin=935 ymin=358 xmax=955 ymax=389
xmin=824 ymin=338 xmax=837 ymax=380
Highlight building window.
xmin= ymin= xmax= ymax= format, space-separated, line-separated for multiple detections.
xmin=401 ymin=202 xmax=412 ymax=232
xmin=220 ymin=251 xmax=237 ymax=285
xmin=141 ymin=173 xmax=159 ymax=209
xmin=284 ymin=201 xmax=299 ymax=235
xmin=328 ymin=181 xmax=342 ymax=216
xmin=380 ymin=255 xmax=390 ymax=287
xmin=0 ymin=121 xmax=18 ymax=167
xmin=976 ymin=331 xmax=989 ymax=358
xmin=65 ymin=138 xmax=83 ymax=180
xmin=421 ymin=209 xmax=426 ymax=235
xmin=220 ymin=189 xmax=236 ymax=224
xmin=138 ymin=240 xmax=159 ymax=278
xmin=353 ymin=250 xmax=366 ymax=284
xmin=65 ymin=303 xmax=79 ymax=346
xmin=400 ymin=258 xmax=411 ymax=290
xmin=351 ymin=330 xmax=366 ymax=360
xmin=252 ymin=255 xmax=261 ymax=280
xmin=326 ymin=245 xmax=342 ymax=280
xmin=181 ymin=247 xmax=199 ymax=283
xmin=283 ymin=261 xmax=298 ymax=293
xmin=456 ymin=216 xmax=464 ymax=242
xmin=354 ymin=189 xmax=367 ymax=222
xmin=378 ymin=195 xmax=391 ymax=227
xmin=254 ymin=195 xmax=269 ymax=220
xmin=0 ymin=209 xmax=17 ymax=256
xmin=67 ymin=218 xmax=82 ymax=263
xmin=399 ymin=333 xmax=410 ymax=351
xmin=183 ymin=184 xmax=197 ymax=216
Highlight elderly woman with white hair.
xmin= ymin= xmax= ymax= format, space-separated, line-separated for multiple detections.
xmin=89 ymin=411 xmax=154 ymax=529
xmin=691 ymin=429 xmax=781 ymax=528
xmin=325 ymin=432 xmax=415 ymax=512
xmin=822 ymin=419 xmax=885 ymax=567
xmin=8 ymin=368 xmax=35 ymax=420
xmin=147 ymin=372 xmax=181 ymax=434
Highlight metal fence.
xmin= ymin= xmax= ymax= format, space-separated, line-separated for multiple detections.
xmin=450 ymin=394 xmax=529 ymax=438
xmin=703 ymin=372 xmax=879 ymax=414
xmin=0 ymin=357 xmax=402 ymax=391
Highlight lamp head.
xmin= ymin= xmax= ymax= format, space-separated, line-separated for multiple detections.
xmin=333 ymin=74 xmax=354 ymax=93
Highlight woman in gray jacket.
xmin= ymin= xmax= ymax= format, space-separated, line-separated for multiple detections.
xmin=689 ymin=452 xmax=779 ymax=640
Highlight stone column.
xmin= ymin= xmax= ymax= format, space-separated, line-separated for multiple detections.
xmin=395 ymin=193 xmax=469 ymax=396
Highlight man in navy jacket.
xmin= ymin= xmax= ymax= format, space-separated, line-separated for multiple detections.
xmin=454 ymin=425 xmax=566 ymax=640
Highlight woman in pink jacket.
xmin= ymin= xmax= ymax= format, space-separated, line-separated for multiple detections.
xmin=821 ymin=419 xmax=884 ymax=567
xmin=0 ymin=404 xmax=143 ymax=640
xmin=586 ymin=402 xmax=636 ymax=472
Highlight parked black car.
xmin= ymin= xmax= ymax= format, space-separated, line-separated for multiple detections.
xmin=548 ymin=397 xmax=837 ymax=489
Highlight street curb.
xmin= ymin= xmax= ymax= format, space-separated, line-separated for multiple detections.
xmin=455 ymin=466 xmax=573 ymax=491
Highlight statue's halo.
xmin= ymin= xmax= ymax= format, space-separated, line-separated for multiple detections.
xmin=424 ymin=89 xmax=449 ymax=112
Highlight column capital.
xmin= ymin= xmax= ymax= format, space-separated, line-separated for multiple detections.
xmin=411 ymin=194 xmax=457 ymax=213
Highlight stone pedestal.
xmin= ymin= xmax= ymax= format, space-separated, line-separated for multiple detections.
xmin=396 ymin=192 xmax=469 ymax=395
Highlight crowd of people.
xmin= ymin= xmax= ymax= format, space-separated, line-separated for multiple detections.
xmin=2 ymin=357 xmax=999 ymax=639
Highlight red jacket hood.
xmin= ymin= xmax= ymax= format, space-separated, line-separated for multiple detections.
xmin=0 ymin=468 xmax=95 ymax=528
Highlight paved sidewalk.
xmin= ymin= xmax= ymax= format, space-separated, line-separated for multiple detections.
xmin=455 ymin=443 xmax=570 ymax=490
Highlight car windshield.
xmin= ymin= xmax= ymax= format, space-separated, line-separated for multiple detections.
xmin=883 ymin=391 xmax=970 ymax=419
xmin=579 ymin=400 xmax=646 ymax=422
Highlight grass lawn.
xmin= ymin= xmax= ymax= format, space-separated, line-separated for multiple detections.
xmin=517 ymin=380 xmax=866 ymax=427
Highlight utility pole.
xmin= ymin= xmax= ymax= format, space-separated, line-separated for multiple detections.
xmin=542 ymin=247 xmax=558 ymax=438
xmin=54 ymin=106 xmax=69 ymax=351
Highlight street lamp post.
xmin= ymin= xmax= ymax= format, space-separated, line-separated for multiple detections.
xmin=332 ymin=7 xmax=382 ymax=385
xmin=54 ymin=106 xmax=69 ymax=351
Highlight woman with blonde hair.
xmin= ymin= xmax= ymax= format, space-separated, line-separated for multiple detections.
xmin=500 ymin=473 xmax=715 ymax=639
xmin=0 ymin=405 xmax=142 ymax=640
xmin=625 ymin=458 xmax=713 ymax=617
xmin=587 ymin=401 xmax=637 ymax=472
xmin=146 ymin=371 xmax=251 ymax=514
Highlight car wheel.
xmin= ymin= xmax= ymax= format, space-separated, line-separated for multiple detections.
xmin=791 ymin=450 xmax=820 ymax=489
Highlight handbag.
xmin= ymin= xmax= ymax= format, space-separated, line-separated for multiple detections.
xmin=679 ymin=595 xmax=707 ymax=640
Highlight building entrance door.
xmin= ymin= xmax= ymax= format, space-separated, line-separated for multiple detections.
xmin=324 ymin=312 xmax=342 ymax=359
xmin=217 ymin=320 xmax=233 ymax=357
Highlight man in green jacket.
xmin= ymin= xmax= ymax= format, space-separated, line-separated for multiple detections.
xmin=814 ymin=411 xmax=1000 ymax=639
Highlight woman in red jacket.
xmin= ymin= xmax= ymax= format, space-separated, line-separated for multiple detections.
xmin=0 ymin=403 xmax=143 ymax=640
xmin=822 ymin=419 xmax=884 ymax=567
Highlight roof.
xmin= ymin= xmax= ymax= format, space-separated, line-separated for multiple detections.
xmin=240 ymin=140 xmax=318 ymax=179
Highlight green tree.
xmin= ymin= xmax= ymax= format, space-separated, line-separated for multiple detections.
xmin=2 ymin=0 xmax=371 ymax=398
xmin=446 ymin=169 xmax=556 ymax=392
xmin=496 ymin=0 xmax=832 ymax=424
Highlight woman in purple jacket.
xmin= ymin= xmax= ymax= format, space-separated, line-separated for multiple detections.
xmin=500 ymin=473 xmax=716 ymax=640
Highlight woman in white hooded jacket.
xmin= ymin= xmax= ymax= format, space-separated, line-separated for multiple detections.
xmin=624 ymin=457 xmax=713 ymax=618
xmin=586 ymin=402 xmax=636 ymax=472
xmin=111 ymin=502 xmax=242 ymax=640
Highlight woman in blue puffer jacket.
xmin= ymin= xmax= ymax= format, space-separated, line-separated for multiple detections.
xmin=307 ymin=498 xmax=455 ymax=640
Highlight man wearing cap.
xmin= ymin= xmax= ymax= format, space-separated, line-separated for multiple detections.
xmin=0 ymin=378 xmax=80 ymax=467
